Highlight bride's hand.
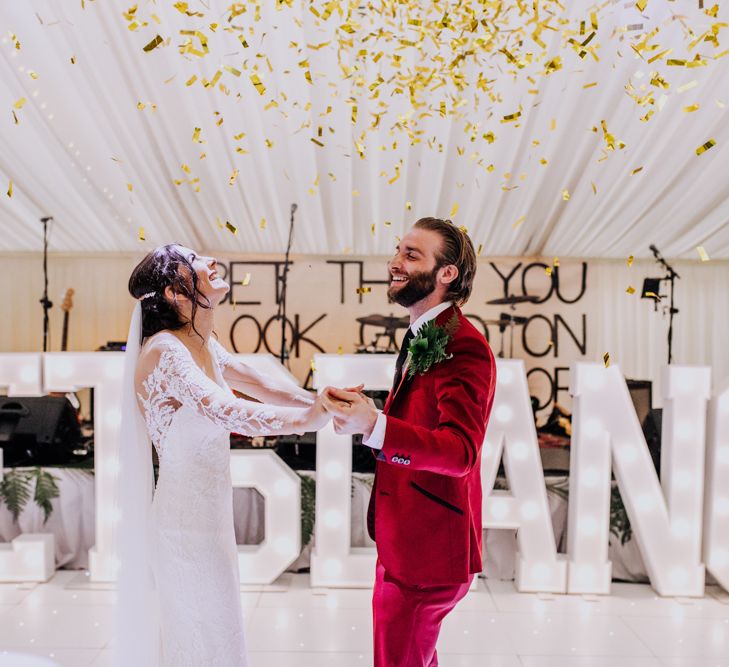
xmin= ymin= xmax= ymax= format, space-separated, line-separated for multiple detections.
xmin=302 ymin=393 xmax=332 ymax=432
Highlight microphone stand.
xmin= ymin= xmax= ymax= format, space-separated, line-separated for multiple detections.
xmin=39 ymin=216 xmax=54 ymax=352
xmin=277 ymin=204 xmax=297 ymax=366
xmin=649 ymin=244 xmax=680 ymax=365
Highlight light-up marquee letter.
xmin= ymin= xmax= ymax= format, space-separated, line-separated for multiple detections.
xmin=44 ymin=352 xmax=125 ymax=581
xmin=568 ymin=363 xmax=709 ymax=596
xmin=0 ymin=354 xmax=55 ymax=582
xmin=231 ymin=450 xmax=301 ymax=584
xmin=311 ymin=354 xmax=394 ymax=587
xmin=704 ymin=377 xmax=729 ymax=590
xmin=482 ymin=359 xmax=567 ymax=593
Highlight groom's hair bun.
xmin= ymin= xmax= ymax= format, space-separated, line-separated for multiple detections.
xmin=413 ymin=217 xmax=477 ymax=306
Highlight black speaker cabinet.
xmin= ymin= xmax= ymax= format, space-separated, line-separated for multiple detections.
xmin=0 ymin=396 xmax=81 ymax=466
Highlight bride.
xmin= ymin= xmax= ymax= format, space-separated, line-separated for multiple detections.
xmin=114 ymin=243 xmax=331 ymax=667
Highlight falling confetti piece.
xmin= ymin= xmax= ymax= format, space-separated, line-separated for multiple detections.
xmin=143 ymin=35 xmax=164 ymax=52
xmin=241 ymin=272 xmax=251 ymax=286
xmin=356 ymin=287 xmax=372 ymax=295
xmin=583 ymin=82 xmax=598 ymax=89
xmin=512 ymin=215 xmax=526 ymax=229
xmin=450 ymin=202 xmax=459 ymax=217
xmin=626 ymin=286 xmax=636 ymax=294
xmin=553 ymin=257 xmax=560 ymax=267
xmin=631 ymin=167 xmax=643 ymax=175
xmin=603 ymin=352 xmax=610 ymax=368
xmin=696 ymin=246 xmax=710 ymax=261
xmin=138 ymin=227 xmax=145 ymax=241
xmin=250 ymin=74 xmax=265 ymax=95
xmin=12 ymin=111 xmax=19 ymax=124
xmin=477 ymin=243 xmax=484 ymax=255
xmin=137 ymin=102 xmax=146 ymax=110
xmin=127 ymin=183 xmax=133 ymax=192
xmin=13 ymin=98 xmax=27 ymax=110
xmin=545 ymin=266 xmax=553 ymax=276
xmin=562 ymin=189 xmax=570 ymax=201
xmin=591 ymin=182 xmax=597 ymax=195
xmin=28 ymin=71 xmax=38 ymax=80
xmin=696 ymin=139 xmax=716 ymax=155
xmin=70 ymin=55 xmax=76 ymax=64
xmin=645 ymin=291 xmax=662 ymax=301
xmin=406 ymin=201 xmax=412 ymax=210
xmin=7 ymin=181 xmax=12 ymax=198
xmin=225 ymin=221 xmax=238 ymax=235
xmin=683 ymin=104 xmax=700 ymax=112
xmin=229 ymin=169 xmax=239 ymax=185
xmin=186 ymin=75 xmax=197 ymax=86
xmin=627 ymin=255 xmax=634 ymax=267
xmin=337 ymin=345 xmax=343 ymax=355
xmin=192 ymin=127 xmax=202 ymax=143
xmin=260 ymin=218 xmax=266 ymax=229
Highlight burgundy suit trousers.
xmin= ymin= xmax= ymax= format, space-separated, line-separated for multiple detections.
xmin=373 ymin=560 xmax=472 ymax=667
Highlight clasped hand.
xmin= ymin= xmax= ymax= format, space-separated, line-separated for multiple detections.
xmin=320 ymin=384 xmax=379 ymax=439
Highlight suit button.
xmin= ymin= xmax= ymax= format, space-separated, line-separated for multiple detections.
xmin=404 ymin=459 xmax=410 ymax=465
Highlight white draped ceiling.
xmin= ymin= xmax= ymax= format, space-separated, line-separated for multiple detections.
xmin=0 ymin=0 xmax=728 ymax=259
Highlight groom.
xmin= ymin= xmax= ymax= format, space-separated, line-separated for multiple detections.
xmin=323 ymin=217 xmax=496 ymax=666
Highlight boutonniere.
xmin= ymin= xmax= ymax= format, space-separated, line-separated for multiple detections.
xmin=406 ymin=313 xmax=460 ymax=379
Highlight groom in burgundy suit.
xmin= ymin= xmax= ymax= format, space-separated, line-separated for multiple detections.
xmin=323 ymin=218 xmax=496 ymax=666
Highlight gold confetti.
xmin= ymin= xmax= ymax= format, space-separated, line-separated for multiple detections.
xmin=241 ymin=272 xmax=251 ymax=286
xmin=310 ymin=359 xmax=316 ymax=373
xmin=627 ymin=255 xmax=634 ymax=267
xmin=13 ymin=98 xmax=27 ymax=110
xmin=645 ymin=291 xmax=662 ymax=301
xmin=137 ymin=102 xmax=146 ymax=110
xmin=678 ymin=81 xmax=698 ymax=93
xmin=512 ymin=215 xmax=526 ymax=229
xmin=696 ymin=139 xmax=716 ymax=155
xmin=70 ymin=55 xmax=76 ymax=64
xmin=631 ymin=167 xmax=643 ymax=175
xmin=591 ymin=182 xmax=597 ymax=195
xmin=553 ymin=257 xmax=560 ymax=267
xmin=405 ymin=201 xmax=412 ymax=210
xmin=540 ymin=158 xmax=548 ymax=166
xmin=229 ymin=168 xmax=239 ymax=185
xmin=127 ymin=183 xmax=133 ymax=192
xmin=477 ymin=243 xmax=484 ymax=256
xmin=12 ymin=110 xmax=19 ymax=124
xmin=192 ymin=127 xmax=203 ymax=143
xmin=224 ymin=65 xmax=241 ymax=77
xmin=28 ymin=70 xmax=38 ymax=80
xmin=142 ymin=35 xmax=164 ymax=52
xmin=250 ymin=74 xmax=265 ymax=95
xmin=550 ymin=118 xmax=557 ymax=131
xmin=310 ymin=138 xmax=324 ymax=147
xmin=6 ymin=181 xmax=12 ymax=198
xmin=626 ymin=286 xmax=636 ymax=295
xmin=181 ymin=163 xmax=191 ymax=174
xmin=603 ymin=352 xmax=610 ymax=368
xmin=583 ymin=82 xmax=598 ymax=89
xmin=337 ymin=345 xmax=343 ymax=355
xmin=186 ymin=75 xmax=197 ymax=86
xmin=562 ymin=189 xmax=570 ymax=201
xmin=225 ymin=221 xmax=238 ymax=235
xmin=696 ymin=245 xmax=710 ymax=261
xmin=450 ymin=202 xmax=459 ymax=217
xmin=356 ymin=287 xmax=372 ymax=295
xmin=260 ymin=218 xmax=266 ymax=229
xmin=683 ymin=104 xmax=700 ymax=112
xmin=138 ymin=227 xmax=145 ymax=241
xmin=545 ymin=266 xmax=553 ymax=276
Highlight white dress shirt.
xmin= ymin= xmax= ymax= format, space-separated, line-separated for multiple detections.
xmin=363 ymin=301 xmax=453 ymax=449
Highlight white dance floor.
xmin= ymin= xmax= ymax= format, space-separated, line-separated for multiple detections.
xmin=1 ymin=572 xmax=729 ymax=666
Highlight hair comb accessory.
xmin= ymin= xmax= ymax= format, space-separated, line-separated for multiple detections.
xmin=139 ymin=291 xmax=156 ymax=301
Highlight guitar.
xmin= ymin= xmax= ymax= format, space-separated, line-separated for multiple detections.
xmin=60 ymin=288 xmax=74 ymax=352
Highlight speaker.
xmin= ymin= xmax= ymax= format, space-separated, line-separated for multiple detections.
xmin=0 ymin=396 xmax=81 ymax=466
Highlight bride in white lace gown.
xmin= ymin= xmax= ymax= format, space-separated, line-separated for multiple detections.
xmin=115 ymin=243 xmax=331 ymax=667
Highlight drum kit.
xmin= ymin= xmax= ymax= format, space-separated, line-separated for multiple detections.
xmin=356 ymin=294 xmax=538 ymax=358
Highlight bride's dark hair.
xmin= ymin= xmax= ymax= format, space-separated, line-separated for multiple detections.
xmin=128 ymin=244 xmax=211 ymax=340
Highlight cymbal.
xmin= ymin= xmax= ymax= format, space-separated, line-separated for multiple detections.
xmin=356 ymin=314 xmax=410 ymax=329
xmin=484 ymin=318 xmax=527 ymax=327
xmin=486 ymin=294 xmax=540 ymax=306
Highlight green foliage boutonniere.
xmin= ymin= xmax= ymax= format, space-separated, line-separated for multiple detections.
xmin=406 ymin=313 xmax=460 ymax=379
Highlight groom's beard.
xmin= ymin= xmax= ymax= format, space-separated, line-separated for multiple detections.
xmin=388 ymin=267 xmax=439 ymax=307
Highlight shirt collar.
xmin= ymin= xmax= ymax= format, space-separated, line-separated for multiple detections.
xmin=409 ymin=301 xmax=453 ymax=336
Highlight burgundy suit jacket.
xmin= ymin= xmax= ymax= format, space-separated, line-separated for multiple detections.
xmin=367 ymin=304 xmax=496 ymax=586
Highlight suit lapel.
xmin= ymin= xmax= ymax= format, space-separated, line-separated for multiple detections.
xmin=384 ymin=304 xmax=459 ymax=414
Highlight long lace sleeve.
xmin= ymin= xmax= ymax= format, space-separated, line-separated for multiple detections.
xmin=136 ymin=339 xmax=317 ymax=446
xmin=209 ymin=337 xmax=314 ymax=407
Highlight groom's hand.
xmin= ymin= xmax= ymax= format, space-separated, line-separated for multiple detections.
xmin=322 ymin=386 xmax=378 ymax=439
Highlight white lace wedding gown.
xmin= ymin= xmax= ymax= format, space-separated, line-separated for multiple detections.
xmin=135 ymin=334 xmax=308 ymax=666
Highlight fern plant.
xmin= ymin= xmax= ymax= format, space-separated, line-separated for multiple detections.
xmin=0 ymin=467 xmax=61 ymax=524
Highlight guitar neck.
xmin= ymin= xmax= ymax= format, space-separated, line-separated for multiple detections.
xmin=61 ymin=312 xmax=69 ymax=352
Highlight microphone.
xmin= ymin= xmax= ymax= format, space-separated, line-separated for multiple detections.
xmin=290 ymin=203 xmax=298 ymax=214
xmin=649 ymin=244 xmax=659 ymax=256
